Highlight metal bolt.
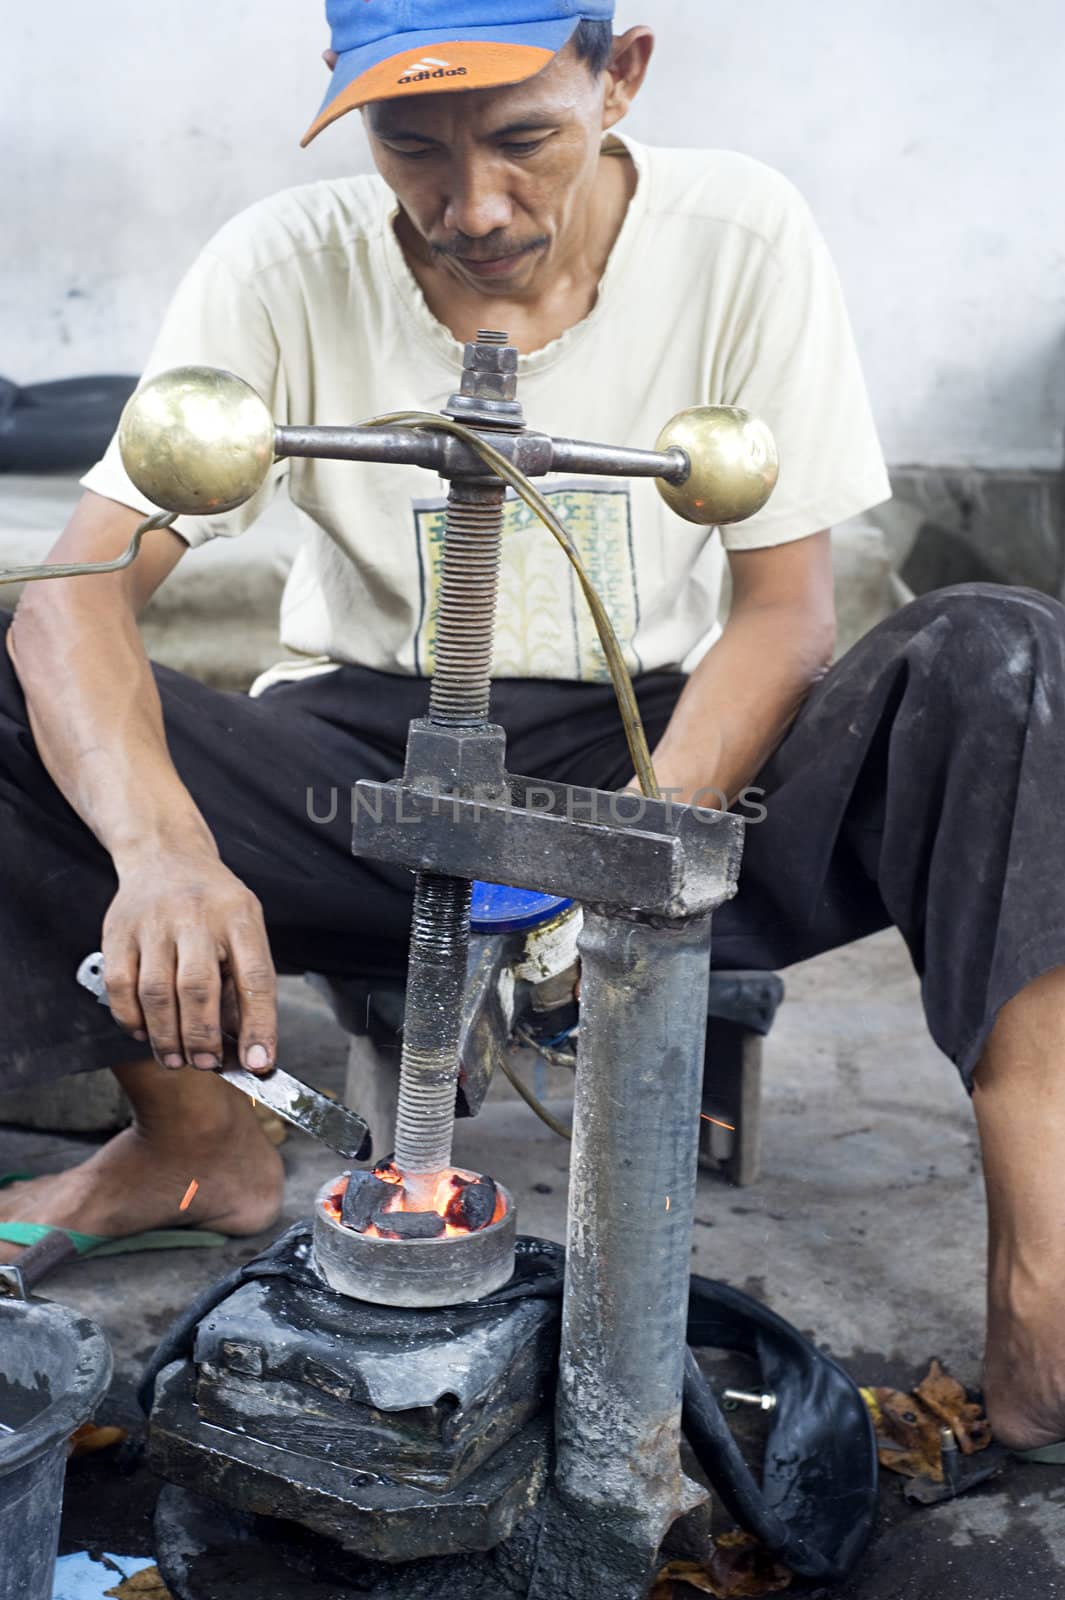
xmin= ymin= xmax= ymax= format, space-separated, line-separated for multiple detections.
xmin=940 ymin=1424 xmax=961 ymax=1494
xmin=446 ymin=332 xmax=523 ymax=425
xmin=722 ymin=1388 xmax=777 ymax=1413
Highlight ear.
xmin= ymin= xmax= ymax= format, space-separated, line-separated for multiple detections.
xmin=323 ymin=49 xmax=338 ymax=71
xmin=601 ymin=27 xmax=654 ymax=131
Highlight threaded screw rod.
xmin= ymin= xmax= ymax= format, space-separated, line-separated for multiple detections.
xmin=428 ymin=481 xmax=506 ymax=726
xmin=392 ymin=422 xmax=507 ymax=1204
xmin=392 ymin=871 xmax=475 ymax=1201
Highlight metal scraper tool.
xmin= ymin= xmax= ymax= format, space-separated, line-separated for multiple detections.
xmin=76 ymin=951 xmax=372 ymax=1162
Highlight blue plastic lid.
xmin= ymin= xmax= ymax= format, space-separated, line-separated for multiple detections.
xmin=470 ymin=882 xmax=573 ymax=934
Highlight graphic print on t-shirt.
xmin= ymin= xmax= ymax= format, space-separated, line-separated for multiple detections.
xmin=412 ymin=479 xmax=642 ymax=682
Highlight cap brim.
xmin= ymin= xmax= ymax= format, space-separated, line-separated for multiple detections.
xmin=301 ymin=17 xmax=580 ymax=147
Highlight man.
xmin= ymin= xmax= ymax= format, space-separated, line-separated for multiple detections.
xmin=2 ymin=0 xmax=1064 ymax=1461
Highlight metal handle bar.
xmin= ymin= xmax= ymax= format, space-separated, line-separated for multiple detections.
xmin=274 ymin=423 xmax=690 ymax=485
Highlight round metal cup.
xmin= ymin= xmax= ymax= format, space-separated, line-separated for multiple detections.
xmin=312 ymin=1176 xmax=517 ymax=1308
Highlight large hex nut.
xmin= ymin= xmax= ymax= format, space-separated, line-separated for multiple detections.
xmin=403 ymin=720 xmax=508 ymax=799
xmin=462 ymin=342 xmax=519 ymax=401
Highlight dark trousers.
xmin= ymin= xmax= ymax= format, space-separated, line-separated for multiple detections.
xmin=2 ymin=583 xmax=1063 ymax=1094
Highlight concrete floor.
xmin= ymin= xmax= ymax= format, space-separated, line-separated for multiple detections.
xmin=5 ymin=929 xmax=1064 ymax=1596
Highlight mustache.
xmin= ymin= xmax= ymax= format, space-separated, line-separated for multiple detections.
xmin=430 ymin=234 xmax=549 ymax=264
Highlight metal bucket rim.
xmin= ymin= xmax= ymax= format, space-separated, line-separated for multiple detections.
xmin=0 ymin=1298 xmax=113 ymax=1477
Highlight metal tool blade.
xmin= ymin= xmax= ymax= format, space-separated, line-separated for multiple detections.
xmin=216 ymin=1062 xmax=371 ymax=1160
xmin=76 ymin=951 xmax=372 ymax=1162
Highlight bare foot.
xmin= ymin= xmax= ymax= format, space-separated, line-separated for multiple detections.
xmin=972 ymin=969 xmax=1065 ymax=1453
xmin=983 ymin=1310 xmax=1065 ymax=1452
xmin=984 ymin=1392 xmax=1065 ymax=1454
xmin=0 ymin=1061 xmax=284 ymax=1264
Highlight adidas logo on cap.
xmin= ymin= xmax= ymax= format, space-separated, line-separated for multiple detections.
xmin=398 ymin=55 xmax=470 ymax=84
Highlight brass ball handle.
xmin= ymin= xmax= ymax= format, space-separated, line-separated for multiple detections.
xmin=117 ymin=365 xmax=276 ymax=516
xmin=655 ymin=405 xmax=779 ymax=526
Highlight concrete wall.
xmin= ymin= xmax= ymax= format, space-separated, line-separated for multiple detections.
xmin=3 ymin=1 xmax=1064 ymax=470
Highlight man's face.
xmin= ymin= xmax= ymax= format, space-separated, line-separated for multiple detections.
xmin=364 ymin=44 xmax=615 ymax=299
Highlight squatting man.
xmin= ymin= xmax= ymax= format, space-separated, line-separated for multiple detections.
xmin=2 ymin=0 xmax=1064 ymax=1465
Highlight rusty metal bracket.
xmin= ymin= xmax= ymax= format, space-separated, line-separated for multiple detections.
xmin=353 ymin=774 xmax=743 ymax=922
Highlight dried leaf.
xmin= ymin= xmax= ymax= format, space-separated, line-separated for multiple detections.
xmin=915 ymin=1359 xmax=992 ymax=1455
xmin=872 ymin=1386 xmax=944 ymax=1481
xmin=653 ymin=1562 xmax=718 ymax=1596
xmin=869 ymin=1362 xmax=992 ymax=1482
xmin=711 ymin=1533 xmax=793 ymax=1596
xmin=104 ymin=1568 xmax=173 ymax=1599
xmin=69 ymin=1421 xmax=129 ymax=1457
xmin=654 ymin=1534 xmax=792 ymax=1597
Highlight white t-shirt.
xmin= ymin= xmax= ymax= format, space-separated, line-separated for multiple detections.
xmin=83 ymin=134 xmax=890 ymax=684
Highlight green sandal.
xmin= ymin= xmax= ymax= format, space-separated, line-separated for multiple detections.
xmin=0 ymin=1173 xmax=229 ymax=1257
xmin=1015 ymin=1441 xmax=1065 ymax=1465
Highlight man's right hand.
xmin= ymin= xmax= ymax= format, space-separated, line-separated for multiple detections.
xmin=101 ymin=848 xmax=278 ymax=1074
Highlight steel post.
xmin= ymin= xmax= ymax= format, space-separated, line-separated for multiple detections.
xmin=530 ymin=907 xmax=713 ymax=1600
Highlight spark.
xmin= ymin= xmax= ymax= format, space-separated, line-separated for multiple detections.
xmin=665 ymin=1196 xmax=671 ymax=1211
xmin=700 ymin=1114 xmax=736 ymax=1132
xmin=178 ymin=1178 xmax=200 ymax=1213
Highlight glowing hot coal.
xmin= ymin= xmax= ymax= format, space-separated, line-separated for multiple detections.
xmin=324 ymin=1158 xmax=505 ymax=1243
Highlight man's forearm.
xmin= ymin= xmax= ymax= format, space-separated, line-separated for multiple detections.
xmin=6 ymin=493 xmax=277 ymax=1074
xmin=5 ymin=490 xmax=214 ymax=871
xmin=650 ymin=601 xmax=836 ymax=806
xmin=8 ymin=593 xmax=216 ymax=871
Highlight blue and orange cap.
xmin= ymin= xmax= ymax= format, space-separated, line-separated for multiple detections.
xmin=302 ymin=0 xmax=616 ymax=147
